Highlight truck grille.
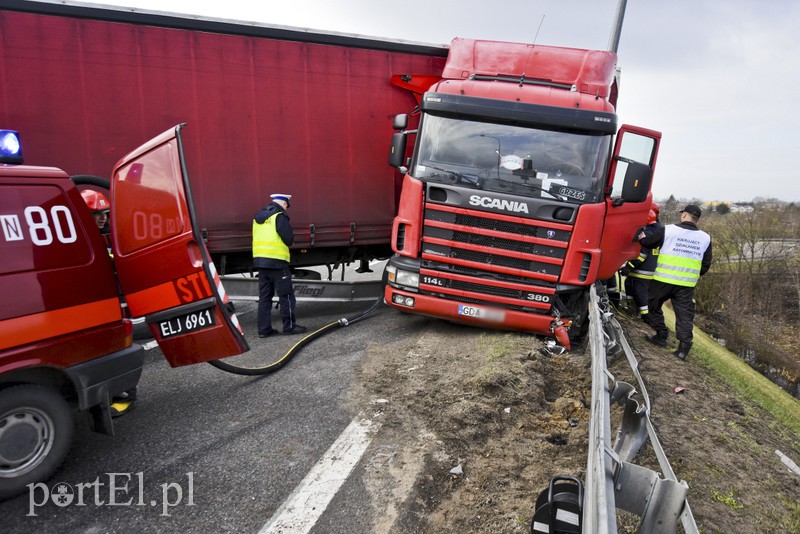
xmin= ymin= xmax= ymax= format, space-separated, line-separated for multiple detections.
xmin=419 ymin=202 xmax=571 ymax=313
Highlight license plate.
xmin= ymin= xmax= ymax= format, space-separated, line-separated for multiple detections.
xmin=158 ymin=308 xmax=216 ymax=339
xmin=457 ymin=304 xmax=505 ymax=322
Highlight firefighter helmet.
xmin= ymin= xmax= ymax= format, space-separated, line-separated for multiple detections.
xmin=647 ymin=209 xmax=658 ymax=224
xmin=650 ymin=201 xmax=660 ymax=216
xmin=80 ymin=189 xmax=110 ymax=212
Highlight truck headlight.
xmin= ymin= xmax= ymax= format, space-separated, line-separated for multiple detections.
xmin=386 ymin=264 xmax=419 ymax=289
xmin=396 ymin=270 xmax=419 ymax=288
xmin=392 ymin=293 xmax=415 ymax=307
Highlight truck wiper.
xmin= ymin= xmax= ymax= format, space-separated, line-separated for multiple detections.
xmin=490 ymin=176 xmax=569 ymax=201
xmin=457 ymin=173 xmax=482 ymax=188
xmin=426 ymin=164 xmax=483 ymax=189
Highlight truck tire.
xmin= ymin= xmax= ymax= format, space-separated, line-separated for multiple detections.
xmin=0 ymin=385 xmax=74 ymax=501
xmin=568 ymin=308 xmax=590 ymax=345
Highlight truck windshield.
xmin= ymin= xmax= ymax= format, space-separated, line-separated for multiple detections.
xmin=411 ymin=115 xmax=611 ymax=204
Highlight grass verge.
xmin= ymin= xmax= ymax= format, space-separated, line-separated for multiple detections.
xmin=663 ymin=306 xmax=800 ymax=438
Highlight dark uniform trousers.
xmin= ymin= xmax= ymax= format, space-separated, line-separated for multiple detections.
xmin=257 ymin=265 xmax=297 ymax=334
xmin=647 ymin=280 xmax=696 ymax=344
xmin=625 ymin=276 xmax=651 ymax=314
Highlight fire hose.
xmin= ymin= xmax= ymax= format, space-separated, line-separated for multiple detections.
xmin=207 ymin=297 xmax=384 ymax=376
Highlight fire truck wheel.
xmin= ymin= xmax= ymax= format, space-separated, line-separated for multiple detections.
xmin=0 ymin=385 xmax=75 ymax=501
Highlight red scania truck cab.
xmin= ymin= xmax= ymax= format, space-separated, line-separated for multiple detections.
xmin=0 ymin=125 xmax=248 ymax=499
xmin=385 ymin=39 xmax=661 ymax=346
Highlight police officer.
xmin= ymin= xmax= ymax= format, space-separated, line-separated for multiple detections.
xmin=253 ymin=194 xmax=307 ymax=337
xmin=638 ymin=204 xmax=712 ymax=360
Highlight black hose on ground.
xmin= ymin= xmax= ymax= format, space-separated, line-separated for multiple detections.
xmin=207 ymin=297 xmax=384 ymax=376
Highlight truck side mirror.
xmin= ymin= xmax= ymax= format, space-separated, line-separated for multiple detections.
xmin=388 ymin=132 xmax=407 ymax=168
xmin=619 ymin=158 xmax=652 ymax=203
xmin=392 ymin=114 xmax=408 ymax=130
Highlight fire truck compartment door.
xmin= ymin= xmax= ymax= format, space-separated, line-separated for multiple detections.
xmin=599 ymin=124 xmax=662 ymax=279
xmin=110 ymin=124 xmax=249 ymax=367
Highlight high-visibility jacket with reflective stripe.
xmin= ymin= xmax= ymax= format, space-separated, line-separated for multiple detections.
xmin=626 ymin=246 xmax=659 ymax=279
xmin=253 ymin=213 xmax=290 ymax=262
xmin=653 ymin=225 xmax=711 ymax=287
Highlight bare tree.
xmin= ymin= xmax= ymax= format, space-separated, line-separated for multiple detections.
xmin=788 ymin=251 xmax=800 ymax=320
xmin=694 ymin=204 xmax=799 ymax=394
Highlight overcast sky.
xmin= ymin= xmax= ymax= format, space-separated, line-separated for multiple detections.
xmin=65 ymin=0 xmax=800 ymax=202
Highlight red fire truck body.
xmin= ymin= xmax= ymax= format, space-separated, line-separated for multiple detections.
xmin=384 ymin=39 xmax=661 ymax=345
xmin=0 ymin=125 xmax=248 ymax=499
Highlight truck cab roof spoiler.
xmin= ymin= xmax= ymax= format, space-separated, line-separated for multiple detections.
xmin=442 ymin=38 xmax=618 ymax=99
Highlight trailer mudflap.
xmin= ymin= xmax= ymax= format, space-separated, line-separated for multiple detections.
xmin=110 ymin=124 xmax=249 ymax=367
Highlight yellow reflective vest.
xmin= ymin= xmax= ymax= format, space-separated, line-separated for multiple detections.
xmin=653 ymin=225 xmax=711 ymax=287
xmin=253 ymin=213 xmax=290 ymax=262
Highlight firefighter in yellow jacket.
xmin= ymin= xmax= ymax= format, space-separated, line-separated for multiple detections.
xmin=638 ymin=204 xmax=712 ymax=360
xmin=253 ymin=194 xmax=307 ymax=337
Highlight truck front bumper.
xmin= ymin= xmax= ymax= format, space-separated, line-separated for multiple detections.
xmin=384 ymin=285 xmax=556 ymax=335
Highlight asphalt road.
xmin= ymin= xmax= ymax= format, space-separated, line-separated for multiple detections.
xmin=1 ymin=296 xmax=418 ymax=533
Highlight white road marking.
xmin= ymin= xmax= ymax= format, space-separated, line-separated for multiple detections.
xmin=259 ymin=416 xmax=380 ymax=534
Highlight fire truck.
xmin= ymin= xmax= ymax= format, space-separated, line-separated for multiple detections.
xmin=0 ymin=125 xmax=248 ymax=499
xmin=384 ymin=38 xmax=661 ymax=347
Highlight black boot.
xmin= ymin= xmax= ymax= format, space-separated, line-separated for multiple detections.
xmin=646 ymin=333 xmax=668 ymax=347
xmin=674 ymin=341 xmax=692 ymax=360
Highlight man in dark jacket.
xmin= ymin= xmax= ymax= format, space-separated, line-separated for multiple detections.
xmin=621 ymin=207 xmax=661 ymax=322
xmin=638 ymin=204 xmax=712 ymax=360
xmin=252 ymin=194 xmax=307 ymax=337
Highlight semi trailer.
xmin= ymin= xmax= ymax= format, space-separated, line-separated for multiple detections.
xmin=0 ymin=0 xmax=448 ymax=273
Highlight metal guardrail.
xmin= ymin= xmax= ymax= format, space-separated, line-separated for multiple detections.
xmin=584 ymin=283 xmax=699 ymax=533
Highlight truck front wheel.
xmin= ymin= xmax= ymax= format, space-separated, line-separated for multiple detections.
xmin=0 ymin=385 xmax=74 ymax=501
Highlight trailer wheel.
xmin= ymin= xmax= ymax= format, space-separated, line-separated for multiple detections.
xmin=0 ymin=385 xmax=74 ymax=501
